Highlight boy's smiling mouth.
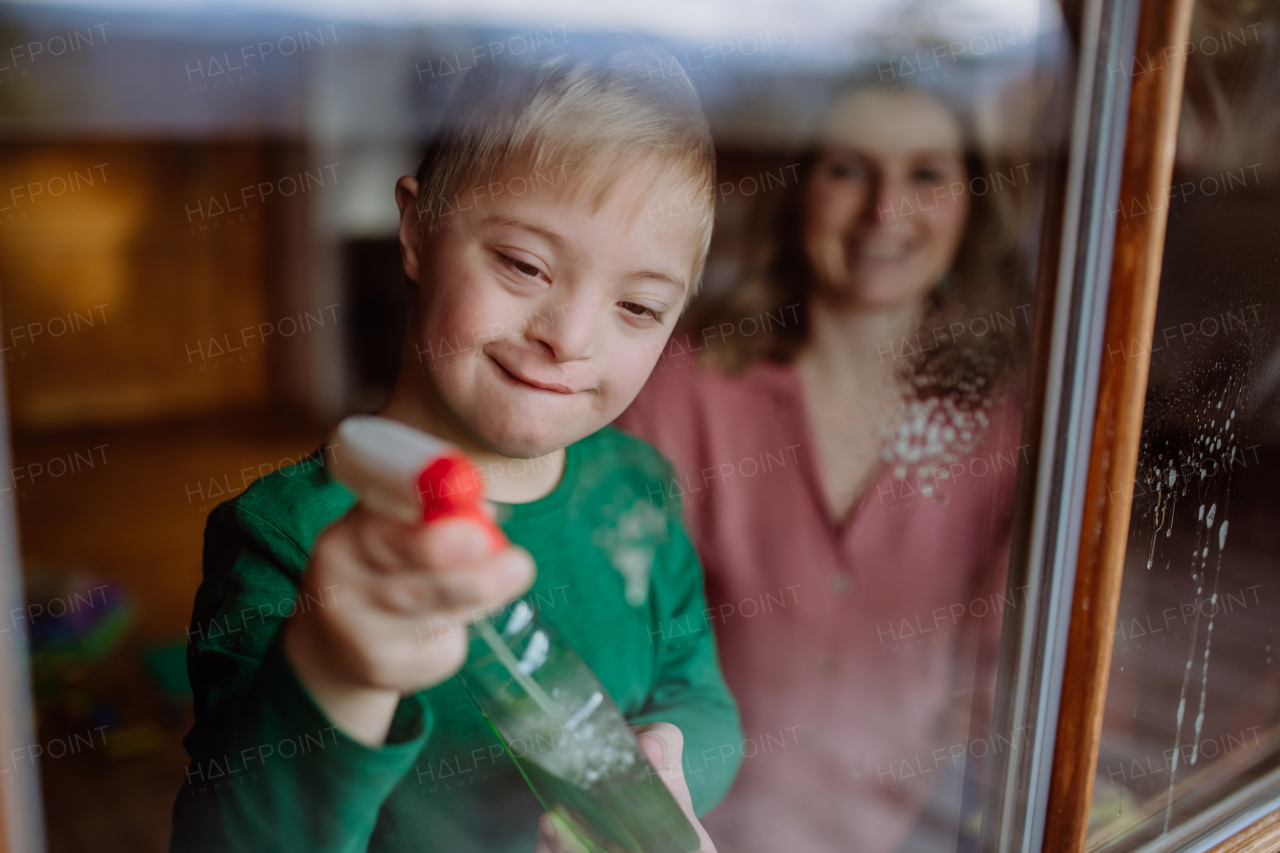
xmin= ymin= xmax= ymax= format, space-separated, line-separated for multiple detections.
xmin=487 ymin=352 xmax=579 ymax=394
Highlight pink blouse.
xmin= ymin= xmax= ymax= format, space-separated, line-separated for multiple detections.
xmin=615 ymin=346 xmax=1023 ymax=853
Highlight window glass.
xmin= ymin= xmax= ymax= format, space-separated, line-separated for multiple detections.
xmin=1089 ymin=2 xmax=1280 ymax=849
xmin=0 ymin=3 xmax=1073 ymax=852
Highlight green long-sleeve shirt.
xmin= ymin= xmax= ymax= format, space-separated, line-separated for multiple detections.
xmin=170 ymin=425 xmax=741 ymax=852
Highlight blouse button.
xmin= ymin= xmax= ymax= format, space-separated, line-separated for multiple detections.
xmin=831 ymin=571 xmax=853 ymax=595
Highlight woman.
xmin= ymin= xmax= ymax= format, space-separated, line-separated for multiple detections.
xmin=616 ymin=81 xmax=1032 ymax=852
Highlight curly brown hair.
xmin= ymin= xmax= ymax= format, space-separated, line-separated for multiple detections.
xmin=687 ymin=76 xmax=1036 ymax=412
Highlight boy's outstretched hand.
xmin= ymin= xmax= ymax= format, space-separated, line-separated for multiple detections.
xmin=282 ymin=507 xmax=535 ymax=745
xmin=533 ymin=722 xmax=719 ymax=853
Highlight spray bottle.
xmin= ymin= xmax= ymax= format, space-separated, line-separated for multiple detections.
xmin=328 ymin=415 xmax=700 ymax=853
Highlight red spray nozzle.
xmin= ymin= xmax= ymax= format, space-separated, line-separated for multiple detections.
xmin=329 ymin=416 xmax=508 ymax=553
xmin=416 ymin=452 xmax=508 ymax=551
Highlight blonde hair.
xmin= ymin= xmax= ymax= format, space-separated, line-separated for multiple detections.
xmin=413 ymin=33 xmax=717 ymax=295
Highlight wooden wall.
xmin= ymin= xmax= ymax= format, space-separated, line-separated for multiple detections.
xmin=0 ymin=141 xmax=275 ymax=432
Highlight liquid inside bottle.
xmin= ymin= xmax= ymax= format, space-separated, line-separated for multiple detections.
xmin=459 ymin=601 xmax=701 ymax=853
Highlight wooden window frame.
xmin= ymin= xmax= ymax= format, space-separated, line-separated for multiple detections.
xmin=1043 ymin=1 xmax=1280 ymax=853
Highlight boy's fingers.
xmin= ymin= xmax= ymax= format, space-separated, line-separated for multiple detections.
xmin=421 ymin=519 xmax=494 ymax=565
xmin=635 ymin=722 xmax=684 ymax=773
xmin=636 ymin=728 xmax=667 ymax=768
xmin=356 ymin=519 xmax=422 ymax=571
xmin=534 ymin=811 xmax=591 ymax=853
xmin=375 ymin=547 xmax=533 ymax=614
xmin=354 ymin=517 xmax=490 ymax=575
xmin=344 ymin=509 xmax=430 ymax=572
xmin=633 ymin=723 xmax=717 ymax=853
xmin=635 ymin=723 xmax=690 ymax=810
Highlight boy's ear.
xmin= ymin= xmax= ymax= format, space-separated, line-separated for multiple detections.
xmin=395 ymin=176 xmax=424 ymax=284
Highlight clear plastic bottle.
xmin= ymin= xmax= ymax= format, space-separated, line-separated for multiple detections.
xmin=328 ymin=416 xmax=700 ymax=853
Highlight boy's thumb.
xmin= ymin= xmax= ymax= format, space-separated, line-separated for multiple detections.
xmin=633 ymin=722 xmax=714 ymax=851
xmin=633 ymin=722 xmax=683 ymax=774
xmin=637 ymin=731 xmax=665 ymax=766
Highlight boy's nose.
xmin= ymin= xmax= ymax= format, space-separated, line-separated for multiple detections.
xmin=525 ymin=298 xmax=595 ymax=363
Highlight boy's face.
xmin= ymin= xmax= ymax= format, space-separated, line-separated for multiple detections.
xmin=397 ymin=167 xmax=703 ymax=458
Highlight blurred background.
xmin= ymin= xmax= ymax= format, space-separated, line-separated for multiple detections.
xmin=0 ymin=0 xmax=1073 ymax=850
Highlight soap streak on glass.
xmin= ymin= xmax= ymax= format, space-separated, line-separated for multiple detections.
xmin=1149 ymin=378 xmax=1244 ymax=833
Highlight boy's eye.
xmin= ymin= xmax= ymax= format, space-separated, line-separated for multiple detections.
xmin=498 ymin=252 xmax=547 ymax=280
xmin=619 ymin=301 xmax=665 ymax=324
xmin=911 ymin=166 xmax=944 ymax=183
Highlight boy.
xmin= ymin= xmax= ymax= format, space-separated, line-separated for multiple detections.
xmin=170 ymin=34 xmax=740 ymax=853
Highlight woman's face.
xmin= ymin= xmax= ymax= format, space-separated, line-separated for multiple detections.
xmin=801 ymin=89 xmax=971 ymax=310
